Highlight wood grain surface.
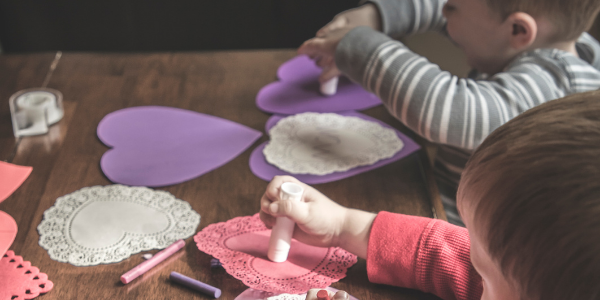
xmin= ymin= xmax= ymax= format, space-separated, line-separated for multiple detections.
xmin=0 ymin=50 xmax=443 ymax=300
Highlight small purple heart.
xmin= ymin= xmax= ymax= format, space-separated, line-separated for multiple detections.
xmin=256 ymin=55 xmax=381 ymax=115
xmin=249 ymin=111 xmax=420 ymax=184
xmin=98 ymin=106 xmax=262 ymax=187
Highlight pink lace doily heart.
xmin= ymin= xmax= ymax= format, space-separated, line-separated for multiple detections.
xmin=234 ymin=287 xmax=359 ymax=300
xmin=0 ymin=251 xmax=53 ymax=300
xmin=194 ymin=214 xmax=357 ymax=294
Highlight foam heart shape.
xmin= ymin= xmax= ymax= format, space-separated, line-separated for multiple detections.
xmin=256 ymin=55 xmax=381 ymax=115
xmin=225 ymin=231 xmax=329 ymax=279
xmin=0 ymin=211 xmax=17 ymax=257
xmin=98 ymin=106 xmax=262 ymax=187
xmin=0 ymin=161 xmax=33 ymax=203
xmin=71 ymin=201 xmax=169 ymax=249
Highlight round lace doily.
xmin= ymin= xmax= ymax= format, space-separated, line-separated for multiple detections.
xmin=195 ymin=214 xmax=357 ymax=294
xmin=263 ymin=112 xmax=404 ymax=175
xmin=37 ymin=185 xmax=200 ymax=266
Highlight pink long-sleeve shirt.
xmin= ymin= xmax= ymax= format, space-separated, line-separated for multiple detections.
xmin=367 ymin=212 xmax=483 ymax=300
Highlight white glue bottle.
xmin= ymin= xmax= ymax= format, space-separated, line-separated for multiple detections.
xmin=320 ymin=76 xmax=339 ymax=96
xmin=267 ymin=182 xmax=304 ymax=262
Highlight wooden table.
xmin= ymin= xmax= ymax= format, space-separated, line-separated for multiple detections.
xmin=0 ymin=50 xmax=444 ymax=300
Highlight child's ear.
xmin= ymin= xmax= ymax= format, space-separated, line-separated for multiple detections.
xmin=506 ymin=12 xmax=537 ymax=50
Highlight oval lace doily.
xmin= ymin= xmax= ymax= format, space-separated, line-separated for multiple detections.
xmin=194 ymin=214 xmax=357 ymax=294
xmin=37 ymin=185 xmax=201 ymax=266
xmin=263 ymin=112 xmax=404 ymax=175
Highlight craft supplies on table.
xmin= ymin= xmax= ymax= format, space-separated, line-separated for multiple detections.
xmin=170 ymin=272 xmax=222 ymax=298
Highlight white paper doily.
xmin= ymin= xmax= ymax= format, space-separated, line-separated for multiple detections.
xmin=263 ymin=113 xmax=404 ymax=175
xmin=37 ymin=185 xmax=200 ymax=266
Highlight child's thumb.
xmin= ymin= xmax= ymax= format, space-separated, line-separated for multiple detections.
xmin=268 ymin=200 xmax=309 ymax=223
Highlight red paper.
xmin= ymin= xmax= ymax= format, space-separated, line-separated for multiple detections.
xmin=194 ymin=214 xmax=357 ymax=294
xmin=0 ymin=211 xmax=17 ymax=257
xmin=0 ymin=161 xmax=32 ymax=203
xmin=0 ymin=251 xmax=53 ymax=300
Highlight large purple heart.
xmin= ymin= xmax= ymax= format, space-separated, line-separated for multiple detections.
xmin=256 ymin=55 xmax=381 ymax=115
xmin=249 ymin=111 xmax=420 ymax=184
xmin=97 ymin=106 xmax=262 ymax=187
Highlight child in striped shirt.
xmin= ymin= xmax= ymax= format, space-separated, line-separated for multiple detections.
xmin=298 ymin=0 xmax=600 ymax=225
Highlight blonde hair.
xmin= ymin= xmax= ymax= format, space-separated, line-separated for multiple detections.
xmin=459 ymin=90 xmax=600 ymax=299
xmin=485 ymin=0 xmax=600 ymax=42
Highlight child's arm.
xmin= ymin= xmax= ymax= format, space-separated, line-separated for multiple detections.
xmin=303 ymin=25 xmax=575 ymax=150
xmin=367 ymin=0 xmax=447 ymax=39
xmin=260 ymin=177 xmax=483 ymax=300
xmin=304 ymin=0 xmax=447 ymax=84
xmin=368 ymin=212 xmax=482 ymax=300
xmin=259 ymin=175 xmax=376 ymax=258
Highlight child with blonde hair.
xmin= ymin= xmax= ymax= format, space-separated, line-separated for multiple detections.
xmin=298 ymin=0 xmax=600 ymax=225
xmin=261 ymin=91 xmax=600 ymax=299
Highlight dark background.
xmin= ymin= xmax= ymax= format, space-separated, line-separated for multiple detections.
xmin=0 ymin=1 xmax=598 ymax=53
xmin=0 ymin=0 xmax=358 ymax=52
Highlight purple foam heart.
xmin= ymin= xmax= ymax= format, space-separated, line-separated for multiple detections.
xmin=249 ymin=111 xmax=420 ymax=184
xmin=256 ymin=55 xmax=381 ymax=115
xmin=98 ymin=106 xmax=262 ymax=187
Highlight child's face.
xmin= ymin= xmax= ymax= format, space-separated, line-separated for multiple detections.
xmin=459 ymin=197 xmax=521 ymax=300
xmin=442 ymin=0 xmax=512 ymax=74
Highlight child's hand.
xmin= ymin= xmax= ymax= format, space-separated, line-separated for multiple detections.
xmin=297 ymin=27 xmax=350 ymax=84
xmin=260 ymin=176 xmax=376 ymax=259
xmin=305 ymin=289 xmax=350 ymax=300
xmin=259 ymin=176 xmax=347 ymax=248
xmin=316 ymin=3 xmax=382 ymax=37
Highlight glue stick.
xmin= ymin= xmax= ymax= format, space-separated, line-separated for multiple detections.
xmin=267 ymin=182 xmax=304 ymax=262
xmin=320 ymin=76 xmax=339 ymax=96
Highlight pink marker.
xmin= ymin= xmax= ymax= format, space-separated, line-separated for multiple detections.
xmin=268 ymin=182 xmax=304 ymax=262
xmin=120 ymin=239 xmax=185 ymax=284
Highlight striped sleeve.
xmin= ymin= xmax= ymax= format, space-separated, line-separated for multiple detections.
xmin=335 ymin=27 xmax=600 ymax=150
xmin=367 ymin=0 xmax=447 ymax=39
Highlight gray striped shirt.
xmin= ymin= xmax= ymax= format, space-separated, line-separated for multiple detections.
xmin=335 ymin=0 xmax=600 ymax=224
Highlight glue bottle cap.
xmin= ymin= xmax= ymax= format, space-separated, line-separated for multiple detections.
xmin=317 ymin=290 xmax=330 ymax=300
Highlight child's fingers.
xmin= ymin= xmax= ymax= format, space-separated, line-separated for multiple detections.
xmin=298 ymin=38 xmax=328 ymax=58
xmin=259 ymin=210 xmax=275 ymax=228
xmin=305 ymin=289 xmax=319 ymax=299
xmin=317 ymin=17 xmax=347 ymax=37
xmin=268 ymin=198 xmax=311 ymax=223
xmin=319 ymin=66 xmax=342 ymax=84
xmin=332 ymin=290 xmax=349 ymax=300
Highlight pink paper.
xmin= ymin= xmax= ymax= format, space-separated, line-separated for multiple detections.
xmin=194 ymin=214 xmax=357 ymax=294
xmin=256 ymin=55 xmax=381 ymax=115
xmin=97 ymin=106 xmax=262 ymax=187
xmin=0 ymin=161 xmax=32 ymax=203
xmin=0 ymin=251 xmax=53 ymax=300
xmin=249 ymin=111 xmax=421 ymax=184
xmin=0 ymin=211 xmax=17 ymax=258
xmin=235 ymin=287 xmax=359 ymax=300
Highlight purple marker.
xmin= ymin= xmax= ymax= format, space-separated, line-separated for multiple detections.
xmin=170 ymin=271 xmax=221 ymax=298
